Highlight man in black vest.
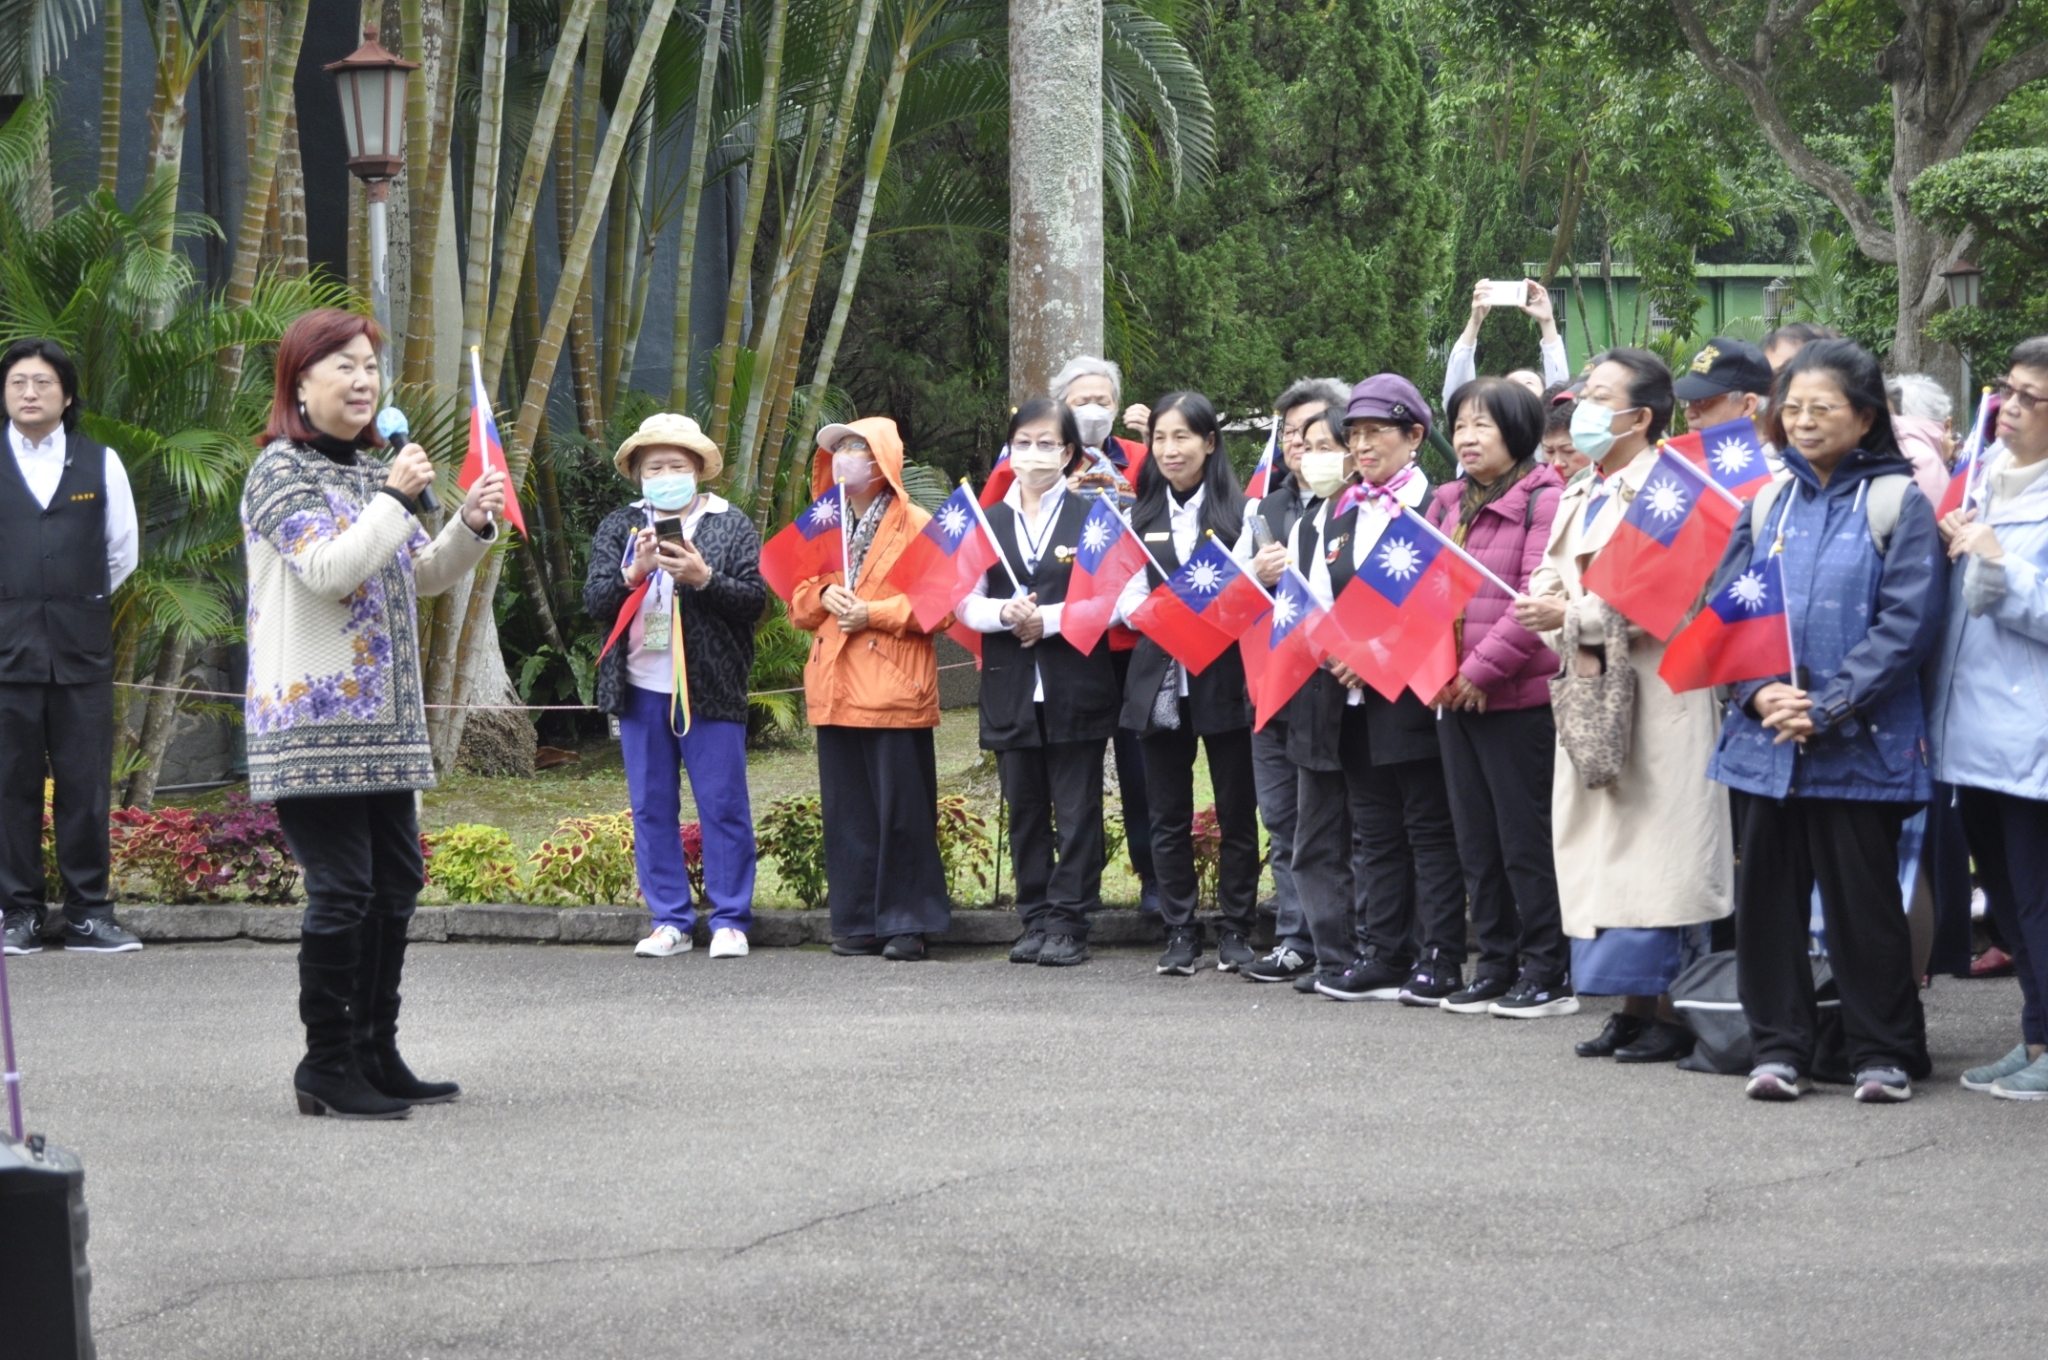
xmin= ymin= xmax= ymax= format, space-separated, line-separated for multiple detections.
xmin=1 ymin=339 xmax=143 ymax=955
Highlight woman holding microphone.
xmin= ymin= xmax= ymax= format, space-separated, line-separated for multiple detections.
xmin=242 ymin=309 xmax=503 ymax=1120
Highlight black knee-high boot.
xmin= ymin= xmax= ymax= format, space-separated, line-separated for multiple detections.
xmin=351 ymin=915 xmax=459 ymax=1104
xmin=296 ymin=928 xmax=411 ymax=1119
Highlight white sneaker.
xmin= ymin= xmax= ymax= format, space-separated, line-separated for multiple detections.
xmin=708 ymin=927 xmax=750 ymax=959
xmin=634 ymin=925 xmax=692 ymax=958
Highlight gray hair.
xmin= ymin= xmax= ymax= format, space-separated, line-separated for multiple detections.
xmin=1886 ymin=372 xmax=1952 ymax=422
xmin=1274 ymin=377 xmax=1349 ymax=416
xmin=1050 ymin=355 xmax=1123 ymax=408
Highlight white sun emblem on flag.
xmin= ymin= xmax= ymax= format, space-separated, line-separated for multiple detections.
xmin=1271 ymin=590 xmax=1298 ymax=629
xmin=1080 ymin=519 xmax=1111 ymax=554
xmin=1186 ymin=560 xmax=1223 ymax=594
xmin=938 ymin=504 xmax=969 ymax=539
xmin=1644 ymin=478 xmax=1688 ymax=522
xmin=1729 ymin=570 xmax=1769 ymax=611
xmin=1710 ymin=438 xmax=1753 ymax=477
xmin=1377 ymin=537 xmax=1421 ymax=581
xmin=809 ymin=496 xmax=841 ymax=527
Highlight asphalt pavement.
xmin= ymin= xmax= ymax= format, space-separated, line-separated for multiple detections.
xmin=9 ymin=940 xmax=2047 ymax=1359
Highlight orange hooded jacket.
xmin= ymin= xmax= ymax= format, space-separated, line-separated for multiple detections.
xmin=790 ymin=417 xmax=946 ymax=728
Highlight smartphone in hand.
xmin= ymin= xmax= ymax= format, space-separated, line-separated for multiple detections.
xmin=1483 ymin=279 xmax=1528 ymax=308
xmin=653 ymin=516 xmax=686 ymax=548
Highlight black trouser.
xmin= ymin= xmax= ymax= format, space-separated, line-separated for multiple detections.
xmin=817 ymin=725 xmax=952 ymax=940
xmin=1110 ymin=648 xmax=1155 ymax=886
xmin=1956 ymin=787 xmax=2048 ymax=1047
xmin=1292 ymin=765 xmax=1371 ymax=973
xmin=1356 ymin=754 xmax=1465 ymax=970
xmin=274 ymin=791 xmax=425 ymax=937
xmin=1735 ymin=796 xmax=1927 ymax=1077
xmin=998 ymin=721 xmax=1107 ymax=940
xmin=1139 ymin=709 xmax=1257 ymax=936
xmin=0 ymin=679 xmax=114 ymax=919
xmin=1925 ymin=784 xmax=1976 ymax=978
xmin=1438 ymin=706 xmax=1564 ymax=984
xmin=1251 ymin=720 xmax=1305 ymax=949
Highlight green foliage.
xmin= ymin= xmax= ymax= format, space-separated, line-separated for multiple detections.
xmin=423 ymin=824 xmax=526 ymax=904
xmin=747 ymin=597 xmax=813 ymax=744
xmin=756 ymin=793 xmax=828 ymax=909
xmin=526 ymin=812 xmax=641 ymax=905
xmin=935 ymin=794 xmax=991 ymax=905
xmin=108 ymin=796 xmax=299 ymax=904
xmin=517 ymin=635 xmax=602 ymax=708
xmin=1911 ymin=150 xmax=2048 ymax=261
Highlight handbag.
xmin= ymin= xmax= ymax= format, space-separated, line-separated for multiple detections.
xmin=1548 ymin=601 xmax=1635 ymax=790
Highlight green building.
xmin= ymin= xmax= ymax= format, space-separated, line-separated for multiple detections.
xmin=1527 ymin=262 xmax=1809 ymax=373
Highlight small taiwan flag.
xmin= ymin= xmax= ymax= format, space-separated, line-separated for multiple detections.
xmin=1580 ymin=449 xmax=1740 ymax=640
xmin=1666 ymin=417 xmax=1773 ymax=500
xmin=979 ymin=446 xmax=1013 ymax=507
xmin=1658 ymin=547 xmax=1793 ymax=692
xmin=1127 ymin=537 xmax=1270 ymax=674
xmin=461 ymin=348 xmax=528 ymax=536
xmin=1310 ymin=514 xmax=1484 ymax=702
xmin=758 ymin=484 xmax=847 ymax=604
xmin=1060 ymin=495 xmax=1149 ymax=656
xmin=1244 ymin=417 xmax=1279 ymax=500
xmin=1240 ymin=566 xmax=1326 ymax=731
xmin=886 ymin=483 xmax=1001 ymax=632
xmin=1938 ymin=390 xmax=2000 ymax=518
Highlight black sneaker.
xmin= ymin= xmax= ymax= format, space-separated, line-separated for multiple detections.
xmin=1488 ymin=974 xmax=1580 ymax=1019
xmin=1009 ymin=931 xmax=1047 ymax=964
xmin=881 ymin=934 xmax=928 ymax=961
xmin=1398 ymin=949 xmax=1462 ymax=1007
xmin=3 ymin=910 xmax=43 ymax=957
xmin=1156 ymin=930 xmax=1200 ymax=976
xmin=1441 ymin=974 xmax=1513 ymax=1014
xmin=831 ymin=935 xmax=884 ymax=956
xmin=63 ymin=913 xmax=142 ymax=954
xmin=1216 ymin=932 xmax=1255 ymax=973
xmin=1294 ymin=968 xmax=1334 ymax=994
xmin=1037 ymin=934 xmax=1090 ymax=967
xmin=1316 ymin=956 xmax=1408 ymax=1001
xmin=1244 ymin=945 xmax=1314 ymax=983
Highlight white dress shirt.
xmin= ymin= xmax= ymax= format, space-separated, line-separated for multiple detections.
xmin=7 ymin=423 xmax=140 ymax=593
xmin=626 ymin=493 xmax=727 ymax=694
xmin=961 ymin=481 xmax=1066 ymax=701
xmin=1115 ymin=484 xmax=1207 ymax=697
xmin=1441 ymin=333 xmax=1570 ymax=411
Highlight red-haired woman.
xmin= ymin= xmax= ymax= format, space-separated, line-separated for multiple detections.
xmin=241 ymin=309 xmax=504 ymax=1120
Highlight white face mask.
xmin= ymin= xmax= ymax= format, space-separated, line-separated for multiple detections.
xmin=1009 ymin=446 xmax=1065 ymax=491
xmin=1071 ymin=403 xmax=1114 ymax=448
xmin=1300 ymin=449 xmax=1350 ymax=499
xmin=832 ymin=450 xmax=879 ymax=494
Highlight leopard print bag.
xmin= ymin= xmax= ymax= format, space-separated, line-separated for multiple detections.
xmin=1548 ymin=602 xmax=1636 ymax=790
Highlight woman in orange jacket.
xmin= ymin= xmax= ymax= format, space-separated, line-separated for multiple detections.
xmin=789 ymin=417 xmax=953 ymax=959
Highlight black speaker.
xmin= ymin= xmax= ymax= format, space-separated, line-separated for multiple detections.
xmin=0 ymin=1135 xmax=95 ymax=1359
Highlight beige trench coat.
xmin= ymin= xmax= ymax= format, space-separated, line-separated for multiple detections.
xmin=1530 ymin=449 xmax=1733 ymax=937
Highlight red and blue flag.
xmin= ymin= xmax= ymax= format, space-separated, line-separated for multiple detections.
xmin=979 ymin=446 xmax=1014 ymax=508
xmin=1580 ymin=448 xmax=1741 ymax=641
xmin=1938 ymin=390 xmax=2000 ymax=518
xmin=1060 ymin=495 xmax=1150 ymax=656
xmin=1659 ymin=547 xmax=1793 ymax=692
xmin=1128 ymin=537 xmax=1270 ymax=674
xmin=1240 ymin=566 xmax=1327 ymax=731
xmin=462 ymin=347 xmax=527 ymax=536
xmin=1665 ymin=416 xmax=1773 ymax=500
xmin=886 ymin=483 xmax=1002 ymax=632
xmin=1244 ymin=416 xmax=1279 ymax=501
xmin=1310 ymin=513 xmax=1484 ymax=702
xmin=759 ymin=484 xmax=847 ymax=604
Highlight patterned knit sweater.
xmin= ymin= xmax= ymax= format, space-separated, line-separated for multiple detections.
xmin=240 ymin=437 xmax=494 ymax=800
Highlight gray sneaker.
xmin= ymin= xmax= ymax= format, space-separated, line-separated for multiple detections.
xmin=1961 ymin=1043 xmax=2033 ymax=1092
xmin=3 ymin=910 xmax=43 ymax=956
xmin=63 ymin=913 xmax=143 ymax=953
xmin=1990 ymin=1054 xmax=2048 ymax=1102
xmin=1852 ymin=1067 xmax=1912 ymax=1104
xmin=1745 ymin=1064 xmax=1812 ymax=1101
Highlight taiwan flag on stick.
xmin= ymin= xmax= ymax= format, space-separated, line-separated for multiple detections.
xmin=1580 ymin=448 xmax=1741 ymax=641
xmin=463 ymin=347 xmax=528 ymax=536
xmin=758 ymin=483 xmax=847 ymax=604
xmin=1310 ymin=512 xmax=1486 ymax=702
xmin=1665 ymin=417 xmax=1774 ymax=500
xmin=1658 ymin=547 xmax=1794 ymax=692
xmin=1240 ymin=566 xmax=1327 ymax=731
xmin=1060 ymin=494 xmax=1149 ymax=656
xmin=1127 ymin=536 xmax=1272 ymax=674
xmin=1244 ymin=414 xmax=1280 ymax=500
xmin=886 ymin=482 xmax=1002 ymax=632
xmin=979 ymin=446 xmax=1013 ymax=508
xmin=1938 ymin=388 xmax=1999 ymax=518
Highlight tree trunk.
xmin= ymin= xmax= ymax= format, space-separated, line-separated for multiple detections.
xmin=669 ymin=0 xmax=731 ymax=410
xmin=459 ymin=0 xmax=512 ymax=355
xmin=553 ymin=106 xmax=605 ymax=440
xmin=276 ymin=105 xmax=308 ymax=275
xmin=1007 ymin=0 xmax=1103 ymax=405
xmin=706 ymin=0 xmax=790 ymax=447
xmin=401 ymin=0 xmax=459 ymax=386
xmin=219 ymin=0 xmax=311 ymax=380
xmin=99 ymin=0 xmax=124 ymax=194
xmin=123 ymin=634 xmax=190 ymax=811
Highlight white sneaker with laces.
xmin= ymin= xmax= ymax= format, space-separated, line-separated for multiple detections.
xmin=634 ymin=925 xmax=692 ymax=958
xmin=708 ymin=927 xmax=750 ymax=959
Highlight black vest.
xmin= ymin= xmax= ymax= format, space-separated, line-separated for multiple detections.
xmin=977 ymin=494 xmax=1120 ymax=750
xmin=1117 ymin=494 xmax=1253 ymax=737
xmin=0 ymin=430 xmax=113 ymax=684
xmin=1254 ymin=472 xmax=1313 ymax=551
xmin=1283 ymin=502 xmax=1439 ymax=771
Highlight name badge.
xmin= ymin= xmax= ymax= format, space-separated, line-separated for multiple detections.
xmin=643 ymin=591 xmax=672 ymax=652
xmin=70 ymin=491 xmax=98 ymax=502
xmin=1144 ymin=532 xmax=1170 ymax=543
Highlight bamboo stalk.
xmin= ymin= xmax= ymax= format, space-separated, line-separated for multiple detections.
xmin=99 ymin=0 xmax=125 ymax=193
xmin=459 ymin=0 xmax=511 ymax=354
xmin=400 ymin=0 xmax=459 ymax=385
xmin=705 ymin=0 xmax=790 ymax=447
xmin=220 ymin=0 xmax=311 ymax=377
xmin=669 ymin=0 xmax=731 ymax=409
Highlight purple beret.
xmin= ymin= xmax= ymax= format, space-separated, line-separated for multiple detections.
xmin=1345 ymin=374 xmax=1433 ymax=435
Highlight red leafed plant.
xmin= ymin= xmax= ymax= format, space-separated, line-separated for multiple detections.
xmin=1190 ymin=804 xmax=1222 ymax=907
xmin=110 ymin=795 xmax=299 ymax=904
xmin=680 ymin=821 xmax=705 ymax=901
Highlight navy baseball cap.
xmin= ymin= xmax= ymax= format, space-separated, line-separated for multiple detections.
xmin=1673 ymin=338 xmax=1773 ymax=402
xmin=1344 ymin=374 xmax=1433 ymax=435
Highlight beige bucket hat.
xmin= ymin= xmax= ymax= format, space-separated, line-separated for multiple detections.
xmin=613 ymin=413 xmax=723 ymax=482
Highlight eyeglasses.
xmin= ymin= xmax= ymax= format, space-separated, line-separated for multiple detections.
xmin=5 ymin=376 xmax=59 ymax=395
xmin=1777 ymin=401 xmax=1849 ymax=421
xmin=1994 ymin=381 xmax=2046 ymax=414
xmin=1011 ymin=439 xmax=1068 ymax=456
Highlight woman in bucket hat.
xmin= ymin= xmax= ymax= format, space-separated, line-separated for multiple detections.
xmin=585 ymin=413 xmax=768 ymax=960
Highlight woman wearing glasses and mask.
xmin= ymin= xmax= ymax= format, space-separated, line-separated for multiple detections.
xmin=960 ymin=400 xmax=1121 ymax=967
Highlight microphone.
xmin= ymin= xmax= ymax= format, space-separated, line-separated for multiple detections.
xmin=376 ymin=406 xmax=439 ymax=514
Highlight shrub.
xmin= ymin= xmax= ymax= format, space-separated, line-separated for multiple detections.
xmin=756 ymin=794 xmax=828 ymax=909
xmin=747 ymin=600 xmax=812 ymax=747
xmin=936 ymin=795 xmax=993 ymax=905
xmin=1190 ymin=804 xmax=1222 ymax=908
xmin=423 ymin=824 xmax=525 ymax=903
xmin=526 ymin=812 xmax=640 ymax=905
xmin=680 ymin=820 xmax=706 ymax=901
xmin=109 ymin=795 xmax=299 ymax=904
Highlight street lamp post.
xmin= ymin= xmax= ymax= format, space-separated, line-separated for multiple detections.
xmin=1942 ymin=258 xmax=1984 ymax=404
xmin=325 ymin=25 xmax=419 ymax=386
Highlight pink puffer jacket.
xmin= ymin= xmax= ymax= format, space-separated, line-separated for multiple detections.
xmin=1425 ymin=463 xmax=1565 ymax=710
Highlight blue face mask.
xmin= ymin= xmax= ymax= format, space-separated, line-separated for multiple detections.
xmin=1569 ymin=401 xmax=1639 ymax=461
xmin=643 ymin=472 xmax=696 ymax=510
